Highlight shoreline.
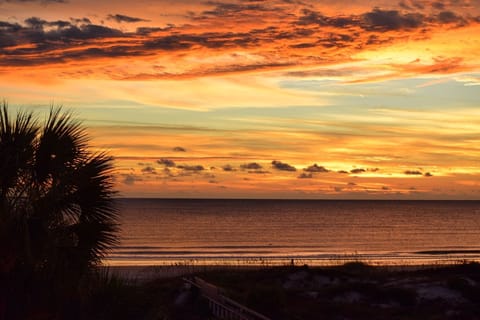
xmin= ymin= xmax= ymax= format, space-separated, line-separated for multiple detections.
xmin=103 ymin=258 xmax=480 ymax=281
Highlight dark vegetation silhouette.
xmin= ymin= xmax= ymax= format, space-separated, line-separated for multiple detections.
xmin=0 ymin=103 xmax=119 ymax=319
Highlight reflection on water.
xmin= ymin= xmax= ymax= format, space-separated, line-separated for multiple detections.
xmin=104 ymin=199 xmax=480 ymax=266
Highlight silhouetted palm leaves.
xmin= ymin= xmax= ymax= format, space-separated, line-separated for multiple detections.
xmin=0 ymin=103 xmax=119 ymax=318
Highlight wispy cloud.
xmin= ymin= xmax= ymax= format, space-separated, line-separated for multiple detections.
xmin=107 ymin=14 xmax=149 ymax=23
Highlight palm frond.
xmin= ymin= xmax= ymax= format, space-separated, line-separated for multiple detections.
xmin=0 ymin=102 xmax=38 ymax=204
xmin=35 ymin=106 xmax=88 ymax=183
xmin=2 ymin=104 xmax=119 ymax=281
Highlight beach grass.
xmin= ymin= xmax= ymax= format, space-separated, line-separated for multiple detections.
xmin=8 ymin=260 xmax=478 ymax=319
xmin=85 ymin=260 xmax=480 ymax=320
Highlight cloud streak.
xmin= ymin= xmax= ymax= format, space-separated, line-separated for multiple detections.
xmin=107 ymin=14 xmax=149 ymax=23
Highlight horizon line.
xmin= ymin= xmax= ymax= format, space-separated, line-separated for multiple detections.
xmin=114 ymin=197 xmax=480 ymax=201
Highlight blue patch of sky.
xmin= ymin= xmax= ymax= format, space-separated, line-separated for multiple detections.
xmin=278 ymin=76 xmax=480 ymax=111
xmin=17 ymin=74 xmax=476 ymax=134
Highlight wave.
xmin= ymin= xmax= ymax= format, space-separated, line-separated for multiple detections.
xmin=415 ymin=250 xmax=480 ymax=255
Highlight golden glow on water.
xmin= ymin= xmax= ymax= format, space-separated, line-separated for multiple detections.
xmin=104 ymin=199 xmax=480 ymax=266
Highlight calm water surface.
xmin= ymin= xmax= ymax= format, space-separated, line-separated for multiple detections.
xmin=105 ymin=199 xmax=480 ymax=266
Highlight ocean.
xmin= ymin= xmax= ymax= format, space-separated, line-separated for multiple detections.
xmin=105 ymin=199 xmax=480 ymax=266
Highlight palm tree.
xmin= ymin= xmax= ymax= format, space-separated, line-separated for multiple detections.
xmin=0 ymin=103 xmax=119 ymax=317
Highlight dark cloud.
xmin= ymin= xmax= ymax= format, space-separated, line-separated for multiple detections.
xmin=297 ymin=7 xmax=426 ymax=32
xmin=399 ymin=0 xmax=425 ymax=10
xmin=297 ymin=9 xmax=328 ymax=25
xmin=204 ymin=173 xmax=216 ymax=179
xmin=157 ymin=158 xmax=176 ymax=167
xmin=70 ymin=17 xmax=91 ymax=24
xmin=0 ymin=17 xmax=142 ymax=65
xmin=348 ymin=182 xmax=357 ymax=186
xmin=23 ymin=16 xmax=75 ymax=29
xmin=143 ymin=35 xmax=195 ymax=50
xmin=200 ymin=1 xmax=274 ymax=18
xmin=65 ymin=24 xmax=124 ymax=39
xmin=177 ymin=164 xmax=205 ymax=172
xmin=304 ymin=164 xmax=329 ymax=173
xmin=123 ymin=174 xmax=140 ymax=185
xmin=350 ymin=168 xmax=366 ymax=174
xmin=247 ymin=170 xmax=270 ymax=174
xmin=107 ymin=14 xmax=149 ymax=23
xmin=298 ymin=172 xmax=313 ymax=179
xmin=290 ymin=42 xmax=317 ymax=49
xmin=296 ymin=9 xmax=358 ymax=28
xmin=412 ymin=1 xmax=425 ymax=9
xmin=271 ymin=160 xmax=296 ymax=171
xmin=363 ymin=9 xmax=424 ymax=31
xmin=49 ymin=20 xmax=71 ymax=28
xmin=398 ymin=1 xmax=412 ymax=10
xmin=24 ymin=16 xmax=47 ymax=28
xmin=329 ymin=17 xmax=357 ymax=28
xmin=4 ymin=18 xmax=278 ymax=65
xmin=424 ymin=172 xmax=433 ymax=177
xmin=437 ymin=11 xmax=467 ymax=25
xmin=338 ymin=170 xmax=349 ymax=174
xmin=204 ymin=31 xmax=261 ymax=48
xmin=317 ymin=33 xmax=355 ymax=49
xmin=141 ymin=166 xmax=156 ymax=174
xmin=222 ymin=164 xmax=235 ymax=171
xmin=240 ymin=162 xmax=262 ymax=170
xmin=382 ymin=186 xmax=391 ymax=190
xmin=123 ymin=175 xmax=135 ymax=185
xmin=136 ymin=27 xmax=167 ymax=35
xmin=0 ymin=17 xmax=124 ymax=54
xmin=124 ymin=61 xmax=294 ymax=80
xmin=431 ymin=1 xmax=445 ymax=10
xmin=173 ymin=146 xmax=186 ymax=152
xmin=404 ymin=170 xmax=423 ymax=175
xmin=0 ymin=3 xmax=475 ymax=70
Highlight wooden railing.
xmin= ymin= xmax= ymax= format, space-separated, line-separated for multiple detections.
xmin=184 ymin=277 xmax=272 ymax=320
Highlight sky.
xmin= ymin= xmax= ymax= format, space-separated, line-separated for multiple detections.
xmin=1 ymin=0 xmax=479 ymax=199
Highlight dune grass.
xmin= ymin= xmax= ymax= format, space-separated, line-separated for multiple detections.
xmin=68 ymin=261 xmax=480 ymax=320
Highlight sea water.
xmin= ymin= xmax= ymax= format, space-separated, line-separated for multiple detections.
xmin=104 ymin=199 xmax=480 ymax=266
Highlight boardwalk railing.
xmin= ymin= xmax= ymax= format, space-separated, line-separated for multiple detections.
xmin=184 ymin=277 xmax=271 ymax=320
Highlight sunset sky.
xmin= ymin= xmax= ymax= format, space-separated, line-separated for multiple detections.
xmin=1 ymin=0 xmax=479 ymax=199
